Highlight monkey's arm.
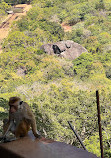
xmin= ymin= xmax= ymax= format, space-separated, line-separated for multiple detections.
xmin=23 ymin=102 xmax=41 ymax=138
xmin=3 ymin=112 xmax=14 ymax=135
xmin=0 ymin=120 xmax=16 ymax=143
xmin=30 ymin=117 xmax=41 ymax=138
xmin=27 ymin=110 xmax=41 ymax=138
xmin=3 ymin=121 xmax=14 ymax=137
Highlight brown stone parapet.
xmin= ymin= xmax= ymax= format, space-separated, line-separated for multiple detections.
xmin=0 ymin=131 xmax=98 ymax=158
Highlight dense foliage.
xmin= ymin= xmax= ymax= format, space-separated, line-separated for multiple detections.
xmin=0 ymin=0 xmax=11 ymax=23
xmin=0 ymin=0 xmax=111 ymax=157
xmin=3 ymin=0 xmax=31 ymax=5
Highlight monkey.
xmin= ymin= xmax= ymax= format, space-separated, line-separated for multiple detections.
xmin=1 ymin=97 xmax=41 ymax=142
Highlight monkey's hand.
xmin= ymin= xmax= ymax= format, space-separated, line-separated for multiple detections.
xmin=0 ymin=136 xmax=4 ymax=141
xmin=34 ymin=130 xmax=41 ymax=139
xmin=0 ymin=136 xmax=8 ymax=143
xmin=34 ymin=133 xmax=41 ymax=139
xmin=0 ymin=136 xmax=17 ymax=143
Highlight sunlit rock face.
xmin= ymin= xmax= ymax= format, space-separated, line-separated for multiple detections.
xmin=41 ymin=40 xmax=88 ymax=60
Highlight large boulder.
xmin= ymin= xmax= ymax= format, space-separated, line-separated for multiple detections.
xmin=41 ymin=40 xmax=88 ymax=60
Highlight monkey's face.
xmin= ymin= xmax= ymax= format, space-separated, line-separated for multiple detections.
xmin=9 ymin=101 xmax=19 ymax=113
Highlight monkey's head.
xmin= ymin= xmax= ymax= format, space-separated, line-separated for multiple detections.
xmin=9 ymin=97 xmax=23 ymax=113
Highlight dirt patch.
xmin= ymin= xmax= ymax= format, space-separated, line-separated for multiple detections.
xmin=0 ymin=45 xmax=2 ymax=54
xmin=0 ymin=4 xmax=32 ymax=53
xmin=61 ymin=22 xmax=72 ymax=32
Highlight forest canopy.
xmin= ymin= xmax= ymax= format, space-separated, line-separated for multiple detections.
xmin=0 ymin=0 xmax=111 ymax=157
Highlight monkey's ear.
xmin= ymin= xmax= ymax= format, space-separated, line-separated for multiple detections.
xmin=19 ymin=101 xmax=23 ymax=105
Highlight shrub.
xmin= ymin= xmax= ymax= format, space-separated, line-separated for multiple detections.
xmin=73 ymin=53 xmax=94 ymax=80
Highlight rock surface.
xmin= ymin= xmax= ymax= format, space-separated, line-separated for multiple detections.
xmin=0 ymin=131 xmax=98 ymax=158
xmin=41 ymin=40 xmax=88 ymax=60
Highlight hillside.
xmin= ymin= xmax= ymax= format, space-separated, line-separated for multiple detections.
xmin=0 ymin=0 xmax=111 ymax=157
xmin=0 ymin=4 xmax=32 ymax=53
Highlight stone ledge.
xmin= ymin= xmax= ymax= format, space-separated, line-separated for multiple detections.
xmin=0 ymin=131 xmax=98 ymax=158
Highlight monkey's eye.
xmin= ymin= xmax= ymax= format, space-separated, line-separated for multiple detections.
xmin=19 ymin=101 xmax=23 ymax=105
xmin=10 ymin=105 xmax=15 ymax=108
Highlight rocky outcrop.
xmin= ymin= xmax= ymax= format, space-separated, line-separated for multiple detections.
xmin=41 ymin=40 xmax=88 ymax=60
xmin=16 ymin=67 xmax=26 ymax=77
